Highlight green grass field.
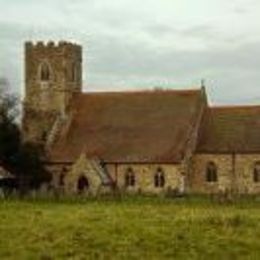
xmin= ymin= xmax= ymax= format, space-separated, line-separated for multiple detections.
xmin=0 ymin=196 xmax=259 ymax=259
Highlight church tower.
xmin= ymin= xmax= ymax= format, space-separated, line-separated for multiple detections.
xmin=23 ymin=41 xmax=82 ymax=145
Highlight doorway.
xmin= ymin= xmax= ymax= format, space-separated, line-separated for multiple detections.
xmin=77 ymin=176 xmax=89 ymax=193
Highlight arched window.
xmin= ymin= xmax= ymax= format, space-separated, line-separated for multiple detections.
xmin=154 ymin=167 xmax=165 ymax=188
xmin=40 ymin=62 xmax=51 ymax=81
xmin=206 ymin=162 xmax=218 ymax=182
xmin=253 ymin=162 xmax=260 ymax=183
xmin=125 ymin=167 xmax=135 ymax=187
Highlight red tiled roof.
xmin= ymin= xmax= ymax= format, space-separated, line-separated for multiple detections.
xmin=51 ymin=89 xmax=203 ymax=163
xmin=197 ymin=105 xmax=260 ymax=153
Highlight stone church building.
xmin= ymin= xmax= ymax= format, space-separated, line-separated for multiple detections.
xmin=22 ymin=41 xmax=260 ymax=195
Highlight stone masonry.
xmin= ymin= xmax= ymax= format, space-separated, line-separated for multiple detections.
xmin=22 ymin=41 xmax=260 ymax=195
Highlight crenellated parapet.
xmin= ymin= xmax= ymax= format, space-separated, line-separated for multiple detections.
xmin=25 ymin=41 xmax=82 ymax=59
xmin=25 ymin=40 xmax=81 ymax=50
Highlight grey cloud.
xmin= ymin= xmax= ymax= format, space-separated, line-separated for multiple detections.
xmin=181 ymin=25 xmax=221 ymax=40
xmin=89 ymin=32 xmax=260 ymax=76
xmin=146 ymin=24 xmax=218 ymax=39
xmin=145 ymin=23 xmax=247 ymax=46
xmin=1 ymin=0 xmax=260 ymax=105
xmin=84 ymin=32 xmax=260 ymax=104
xmin=145 ymin=24 xmax=180 ymax=38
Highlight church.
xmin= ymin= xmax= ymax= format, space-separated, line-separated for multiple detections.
xmin=22 ymin=41 xmax=260 ymax=195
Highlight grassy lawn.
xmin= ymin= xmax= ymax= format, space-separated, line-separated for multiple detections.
xmin=0 ymin=196 xmax=259 ymax=259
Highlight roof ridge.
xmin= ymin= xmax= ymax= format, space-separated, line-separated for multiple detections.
xmin=209 ymin=105 xmax=260 ymax=110
xmin=79 ymin=88 xmax=202 ymax=96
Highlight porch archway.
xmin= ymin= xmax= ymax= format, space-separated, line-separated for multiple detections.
xmin=77 ymin=176 xmax=89 ymax=193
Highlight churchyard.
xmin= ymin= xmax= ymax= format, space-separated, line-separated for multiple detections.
xmin=0 ymin=196 xmax=259 ymax=259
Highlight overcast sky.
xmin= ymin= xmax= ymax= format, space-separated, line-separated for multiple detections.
xmin=0 ymin=0 xmax=260 ymax=104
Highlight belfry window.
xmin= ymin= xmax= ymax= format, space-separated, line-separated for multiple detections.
xmin=40 ymin=62 xmax=51 ymax=81
xmin=125 ymin=167 xmax=135 ymax=187
xmin=154 ymin=167 xmax=165 ymax=188
xmin=253 ymin=162 xmax=260 ymax=183
xmin=206 ymin=162 xmax=218 ymax=182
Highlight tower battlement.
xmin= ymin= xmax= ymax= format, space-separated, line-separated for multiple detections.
xmin=25 ymin=41 xmax=82 ymax=56
xmin=25 ymin=40 xmax=81 ymax=49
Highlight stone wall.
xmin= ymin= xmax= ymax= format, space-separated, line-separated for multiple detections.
xmin=63 ymin=154 xmax=103 ymax=195
xmin=47 ymin=162 xmax=184 ymax=195
xmin=22 ymin=109 xmax=57 ymax=143
xmin=23 ymin=41 xmax=82 ymax=144
xmin=107 ymin=163 xmax=184 ymax=194
xmin=234 ymin=154 xmax=260 ymax=194
xmin=181 ymin=88 xmax=208 ymax=192
xmin=191 ymin=154 xmax=233 ymax=194
xmin=192 ymin=153 xmax=260 ymax=194
xmin=45 ymin=163 xmax=72 ymax=188
xmin=47 ymin=154 xmax=260 ymax=195
xmin=48 ymin=155 xmax=112 ymax=195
